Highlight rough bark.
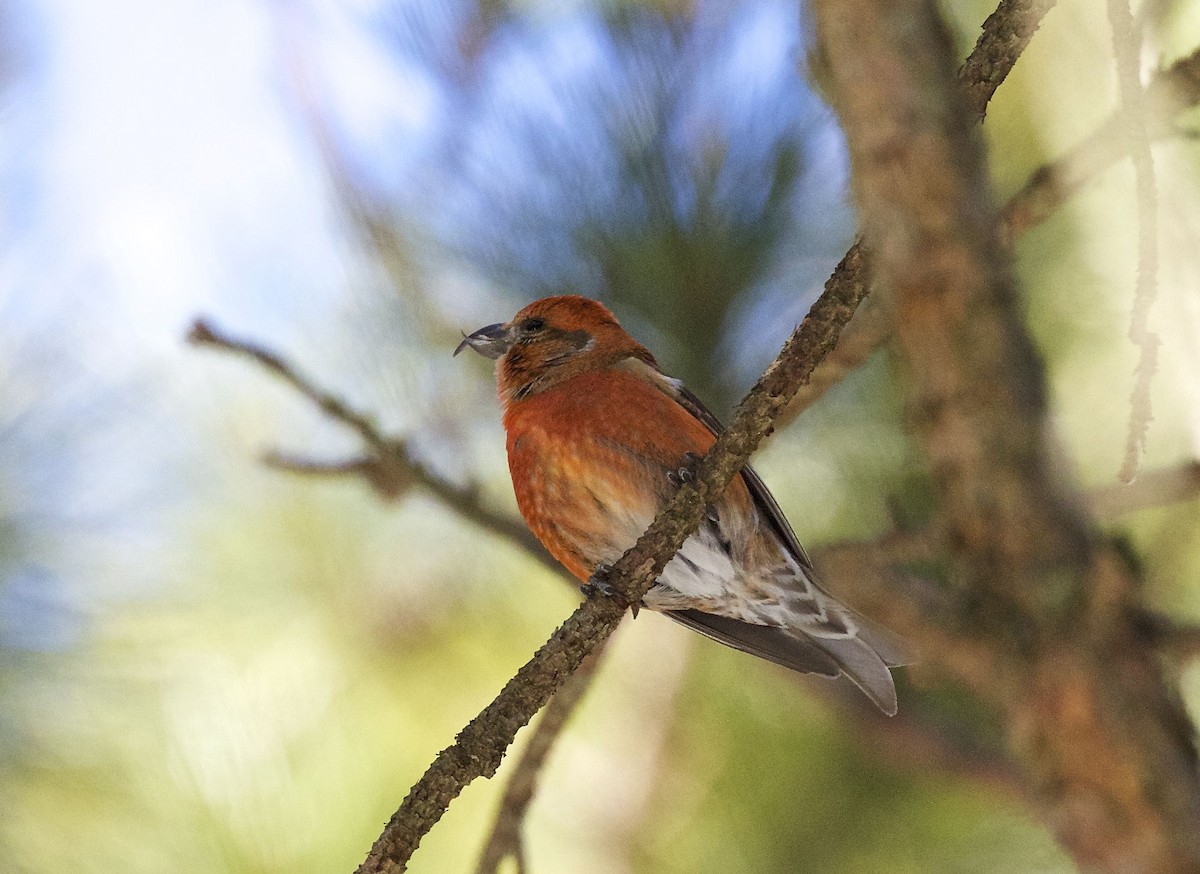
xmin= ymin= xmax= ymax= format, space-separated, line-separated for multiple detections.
xmin=810 ymin=0 xmax=1200 ymax=869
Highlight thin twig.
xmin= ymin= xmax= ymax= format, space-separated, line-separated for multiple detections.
xmin=1106 ymin=0 xmax=1160 ymax=484
xmin=263 ymin=451 xmax=416 ymax=500
xmin=474 ymin=648 xmax=605 ymax=874
xmin=959 ymin=0 xmax=1058 ymax=120
xmin=187 ymin=320 xmax=387 ymax=452
xmin=187 ymin=319 xmax=556 ymax=570
xmin=1088 ymin=461 xmax=1200 ymax=520
xmin=1001 ymin=45 xmax=1200 ymax=243
xmin=263 ymin=453 xmax=374 ymax=478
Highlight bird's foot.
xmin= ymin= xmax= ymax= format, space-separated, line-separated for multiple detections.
xmin=666 ymin=451 xmax=703 ymax=487
xmin=580 ymin=564 xmax=641 ymax=618
xmin=579 ymin=563 xmax=616 ymax=598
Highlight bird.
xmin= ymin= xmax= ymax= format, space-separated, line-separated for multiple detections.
xmin=455 ymin=295 xmax=907 ymax=714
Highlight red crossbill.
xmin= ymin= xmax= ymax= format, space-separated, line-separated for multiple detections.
xmin=457 ymin=295 xmax=906 ymax=714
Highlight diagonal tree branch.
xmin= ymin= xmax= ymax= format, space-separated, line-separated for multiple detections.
xmin=190 ymin=312 xmax=1035 ymax=862
xmin=959 ymin=0 xmax=1058 ymax=119
xmin=190 ymin=307 xmax=1200 ymax=836
xmin=473 ymin=647 xmax=605 ymax=874
xmin=353 ymin=203 xmax=879 ymax=872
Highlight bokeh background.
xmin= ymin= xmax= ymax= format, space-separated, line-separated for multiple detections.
xmin=3 ymin=0 xmax=1200 ymax=872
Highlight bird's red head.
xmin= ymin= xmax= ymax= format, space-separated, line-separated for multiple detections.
xmin=456 ymin=296 xmax=655 ymax=404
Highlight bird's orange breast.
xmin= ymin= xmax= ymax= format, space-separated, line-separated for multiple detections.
xmin=502 ymin=367 xmax=747 ymax=581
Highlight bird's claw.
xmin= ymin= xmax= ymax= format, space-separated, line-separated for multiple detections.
xmin=580 ymin=564 xmax=641 ymax=618
xmin=580 ymin=563 xmax=617 ymax=598
xmin=667 ymin=451 xmax=703 ymax=487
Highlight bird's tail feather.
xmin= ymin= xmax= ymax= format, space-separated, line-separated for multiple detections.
xmin=666 ymin=608 xmax=902 ymax=716
xmin=667 ymin=609 xmax=841 ymax=678
xmin=849 ymin=609 xmax=913 ymax=668
xmin=799 ymin=630 xmax=898 ymax=716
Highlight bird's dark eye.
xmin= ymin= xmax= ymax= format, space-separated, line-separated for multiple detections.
xmin=521 ymin=318 xmax=545 ymax=333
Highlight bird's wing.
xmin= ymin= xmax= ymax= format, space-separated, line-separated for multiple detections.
xmin=669 ymin=382 xmax=814 ymax=570
xmin=617 ymin=357 xmax=909 ymax=713
xmin=671 ymin=379 xmax=909 ymax=660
